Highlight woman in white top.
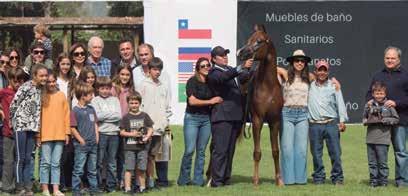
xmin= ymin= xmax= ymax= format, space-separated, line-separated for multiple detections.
xmin=278 ymin=50 xmax=312 ymax=185
xmin=55 ymin=53 xmax=74 ymax=98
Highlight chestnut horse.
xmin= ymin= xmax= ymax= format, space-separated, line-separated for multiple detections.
xmin=237 ymin=28 xmax=284 ymax=186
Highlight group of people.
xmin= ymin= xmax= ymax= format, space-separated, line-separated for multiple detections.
xmin=0 ymin=24 xmax=174 ymax=196
xmin=0 ymin=23 xmax=407 ymax=196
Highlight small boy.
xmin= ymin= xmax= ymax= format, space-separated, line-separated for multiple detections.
xmin=363 ymin=81 xmax=399 ymax=187
xmin=136 ymin=57 xmax=172 ymax=188
xmin=0 ymin=67 xmax=28 ymax=194
xmin=71 ymin=82 xmax=99 ymax=196
xmin=120 ymin=93 xmax=153 ymax=194
xmin=91 ymin=76 xmax=121 ymax=192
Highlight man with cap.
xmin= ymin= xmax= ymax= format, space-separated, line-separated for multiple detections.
xmin=308 ymin=59 xmax=348 ymax=185
xmin=207 ymin=46 xmax=252 ymax=187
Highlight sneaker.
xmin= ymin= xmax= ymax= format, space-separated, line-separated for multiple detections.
xmin=42 ymin=190 xmax=52 ymax=196
xmin=53 ymin=190 xmax=65 ymax=196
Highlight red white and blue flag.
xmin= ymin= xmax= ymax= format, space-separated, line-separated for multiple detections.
xmin=178 ymin=19 xmax=212 ymax=101
xmin=178 ymin=19 xmax=212 ymax=39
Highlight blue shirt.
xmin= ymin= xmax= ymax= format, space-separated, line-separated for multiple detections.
xmin=70 ymin=105 xmax=97 ymax=144
xmin=88 ymin=57 xmax=112 ymax=77
xmin=308 ymin=80 xmax=348 ymax=123
xmin=366 ymin=66 xmax=408 ymax=125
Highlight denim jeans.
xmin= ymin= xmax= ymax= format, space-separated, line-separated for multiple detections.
xmin=367 ymin=144 xmax=389 ymax=185
xmin=97 ymin=134 xmax=119 ymax=191
xmin=280 ymin=106 xmax=309 ymax=185
xmin=15 ymin=131 xmax=36 ymax=190
xmin=392 ymin=125 xmax=408 ymax=186
xmin=309 ymin=120 xmax=343 ymax=184
xmin=178 ymin=113 xmax=211 ymax=186
xmin=39 ymin=141 xmax=64 ymax=184
xmin=155 ymin=161 xmax=169 ymax=186
xmin=72 ymin=142 xmax=98 ymax=193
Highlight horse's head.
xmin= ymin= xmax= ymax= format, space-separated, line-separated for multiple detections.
xmin=237 ymin=29 xmax=271 ymax=61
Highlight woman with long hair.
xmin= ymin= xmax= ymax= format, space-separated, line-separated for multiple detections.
xmin=69 ymin=43 xmax=88 ymax=78
xmin=177 ymin=57 xmax=223 ymax=186
xmin=54 ymin=53 xmax=74 ymax=98
xmin=8 ymin=47 xmax=24 ymax=68
xmin=279 ymin=49 xmax=312 ymax=185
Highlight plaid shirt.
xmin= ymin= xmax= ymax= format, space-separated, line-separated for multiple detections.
xmin=88 ymin=57 xmax=112 ymax=77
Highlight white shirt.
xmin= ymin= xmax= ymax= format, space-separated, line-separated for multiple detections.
xmin=57 ymin=77 xmax=69 ymax=98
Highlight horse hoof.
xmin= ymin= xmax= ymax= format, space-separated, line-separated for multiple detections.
xmin=253 ymin=178 xmax=259 ymax=186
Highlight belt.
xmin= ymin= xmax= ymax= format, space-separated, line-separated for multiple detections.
xmin=310 ymin=118 xmax=334 ymax=124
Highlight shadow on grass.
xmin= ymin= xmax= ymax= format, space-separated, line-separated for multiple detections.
xmin=232 ymin=174 xmax=276 ymax=185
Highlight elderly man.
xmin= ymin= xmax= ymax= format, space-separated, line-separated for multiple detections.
xmin=87 ymin=36 xmax=112 ymax=77
xmin=111 ymin=39 xmax=139 ymax=75
xmin=308 ymin=60 xmax=348 ymax=185
xmin=366 ymin=46 xmax=408 ymax=187
xmin=207 ymin=46 xmax=251 ymax=187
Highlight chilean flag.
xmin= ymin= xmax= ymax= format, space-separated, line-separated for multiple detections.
xmin=178 ymin=19 xmax=212 ymax=39
xmin=178 ymin=47 xmax=211 ymax=60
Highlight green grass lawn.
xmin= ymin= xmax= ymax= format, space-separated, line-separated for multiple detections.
xmin=45 ymin=124 xmax=408 ymax=195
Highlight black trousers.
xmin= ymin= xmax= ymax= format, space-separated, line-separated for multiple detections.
xmin=210 ymin=121 xmax=241 ymax=187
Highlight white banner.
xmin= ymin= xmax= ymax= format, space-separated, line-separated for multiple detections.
xmin=144 ymin=0 xmax=238 ymax=124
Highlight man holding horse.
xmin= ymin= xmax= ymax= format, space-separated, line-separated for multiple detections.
xmin=207 ymin=46 xmax=252 ymax=187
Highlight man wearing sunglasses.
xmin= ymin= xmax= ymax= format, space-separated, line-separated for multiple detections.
xmin=23 ymin=42 xmax=53 ymax=75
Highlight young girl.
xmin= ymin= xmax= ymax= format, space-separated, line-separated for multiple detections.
xmin=111 ymin=65 xmax=136 ymax=117
xmin=39 ymin=72 xmax=70 ymax=196
xmin=55 ymin=53 xmax=74 ymax=98
xmin=0 ymin=67 xmax=28 ymax=194
xmin=71 ymin=66 xmax=96 ymax=108
xmin=10 ymin=64 xmax=48 ymax=196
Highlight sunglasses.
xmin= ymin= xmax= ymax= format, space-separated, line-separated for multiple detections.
xmin=10 ymin=56 xmax=19 ymax=60
xmin=33 ymin=50 xmax=45 ymax=55
xmin=293 ymin=59 xmax=306 ymax=63
xmin=73 ymin=52 xmax=86 ymax=57
xmin=0 ymin=60 xmax=10 ymax=65
xmin=199 ymin=63 xmax=211 ymax=69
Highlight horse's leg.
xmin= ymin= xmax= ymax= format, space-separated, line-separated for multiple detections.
xmin=252 ymin=114 xmax=263 ymax=186
xmin=270 ymin=120 xmax=284 ymax=186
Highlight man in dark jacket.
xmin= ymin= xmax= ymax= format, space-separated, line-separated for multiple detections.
xmin=207 ymin=46 xmax=251 ymax=187
xmin=110 ymin=39 xmax=139 ymax=76
xmin=366 ymin=46 xmax=408 ymax=187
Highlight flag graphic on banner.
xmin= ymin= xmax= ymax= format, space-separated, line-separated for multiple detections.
xmin=178 ymin=47 xmax=211 ymax=60
xmin=178 ymin=19 xmax=212 ymax=102
xmin=178 ymin=19 xmax=212 ymax=39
